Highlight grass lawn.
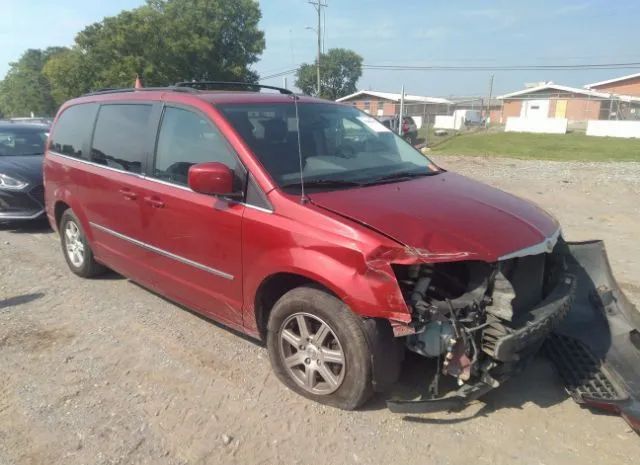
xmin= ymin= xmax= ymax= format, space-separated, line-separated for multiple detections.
xmin=429 ymin=131 xmax=640 ymax=162
xmin=417 ymin=125 xmax=458 ymax=147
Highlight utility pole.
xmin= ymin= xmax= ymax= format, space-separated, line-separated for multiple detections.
xmin=309 ymin=1 xmax=327 ymax=96
xmin=486 ymin=74 xmax=494 ymax=128
xmin=398 ymin=85 xmax=405 ymax=136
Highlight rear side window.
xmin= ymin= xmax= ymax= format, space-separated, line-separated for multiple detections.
xmin=49 ymin=104 xmax=98 ymax=159
xmin=153 ymin=106 xmax=241 ymax=186
xmin=91 ymin=104 xmax=152 ymax=173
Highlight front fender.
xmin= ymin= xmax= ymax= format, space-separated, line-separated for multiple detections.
xmin=242 ymin=242 xmax=412 ymax=334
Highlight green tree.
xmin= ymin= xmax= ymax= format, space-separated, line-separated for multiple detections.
xmin=0 ymin=0 xmax=266 ymax=115
xmin=0 ymin=48 xmax=63 ymax=117
xmin=42 ymin=49 xmax=91 ymax=105
xmin=42 ymin=48 xmax=93 ymax=104
xmin=73 ymin=0 xmax=265 ymax=88
xmin=295 ymin=48 xmax=363 ymax=100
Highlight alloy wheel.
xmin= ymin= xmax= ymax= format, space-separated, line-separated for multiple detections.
xmin=279 ymin=312 xmax=346 ymax=395
xmin=64 ymin=221 xmax=85 ymax=267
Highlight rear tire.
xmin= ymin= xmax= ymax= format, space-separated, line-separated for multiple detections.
xmin=266 ymin=286 xmax=373 ymax=410
xmin=59 ymin=209 xmax=105 ymax=278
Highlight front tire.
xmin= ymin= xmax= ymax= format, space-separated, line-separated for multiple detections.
xmin=266 ymin=286 xmax=373 ymax=410
xmin=59 ymin=209 xmax=105 ymax=278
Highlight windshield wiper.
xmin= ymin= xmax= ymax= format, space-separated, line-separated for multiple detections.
xmin=280 ymin=179 xmax=364 ymax=190
xmin=365 ymin=170 xmax=439 ymax=185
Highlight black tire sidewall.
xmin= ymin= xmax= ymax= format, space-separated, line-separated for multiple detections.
xmin=266 ymin=286 xmax=373 ymax=410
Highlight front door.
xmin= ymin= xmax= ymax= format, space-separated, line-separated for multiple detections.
xmin=140 ymin=105 xmax=246 ymax=327
xmin=521 ymin=99 xmax=550 ymax=119
xmin=555 ymin=100 xmax=568 ymax=119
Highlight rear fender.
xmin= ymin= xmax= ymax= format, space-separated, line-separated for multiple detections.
xmin=51 ymin=188 xmax=93 ymax=242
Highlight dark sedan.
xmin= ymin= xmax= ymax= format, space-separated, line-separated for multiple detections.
xmin=0 ymin=122 xmax=49 ymax=221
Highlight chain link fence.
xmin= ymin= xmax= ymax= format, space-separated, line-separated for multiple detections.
xmin=352 ymin=93 xmax=639 ymax=124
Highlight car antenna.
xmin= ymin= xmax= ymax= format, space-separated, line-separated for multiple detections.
xmin=291 ymin=93 xmax=308 ymax=204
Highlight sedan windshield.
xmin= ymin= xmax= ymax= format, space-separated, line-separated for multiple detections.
xmin=0 ymin=128 xmax=48 ymax=156
xmin=217 ymin=103 xmax=439 ymax=190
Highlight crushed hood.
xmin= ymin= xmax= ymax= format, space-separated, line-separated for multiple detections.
xmin=308 ymin=172 xmax=560 ymax=262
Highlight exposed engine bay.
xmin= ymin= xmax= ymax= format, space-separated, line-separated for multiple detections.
xmin=388 ymin=241 xmax=575 ymax=412
xmin=386 ymin=239 xmax=640 ymax=435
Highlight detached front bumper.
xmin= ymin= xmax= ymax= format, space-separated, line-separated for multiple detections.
xmin=388 ymin=269 xmax=575 ymax=414
xmin=544 ymin=241 xmax=640 ymax=433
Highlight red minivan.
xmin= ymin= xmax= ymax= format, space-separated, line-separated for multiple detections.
xmin=44 ymin=82 xmax=573 ymax=411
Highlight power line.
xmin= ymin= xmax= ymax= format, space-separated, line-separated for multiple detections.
xmin=362 ymin=62 xmax=640 ymax=71
xmin=260 ymin=68 xmax=299 ymax=80
xmin=258 ymin=60 xmax=640 ymax=82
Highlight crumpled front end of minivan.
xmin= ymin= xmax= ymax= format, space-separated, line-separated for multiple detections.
xmin=384 ymin=233 xmax=575 ymax=413
xmin=383 ymin=236 xmax=640 ymax=434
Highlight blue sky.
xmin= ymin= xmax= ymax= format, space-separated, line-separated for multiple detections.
xmin=2 ymin=0 xmax=639 ymax=97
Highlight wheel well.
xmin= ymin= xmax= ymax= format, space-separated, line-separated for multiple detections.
xmin=54 ymin=201 xmax=70 ymax=229
xmin=254 ymin=273 xmax=333 ymax=340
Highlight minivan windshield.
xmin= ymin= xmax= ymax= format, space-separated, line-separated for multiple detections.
xmin=0 ymin=127 xmax=48 ymax=157
xmin=217 ymin=103 xmax=439 ymax=190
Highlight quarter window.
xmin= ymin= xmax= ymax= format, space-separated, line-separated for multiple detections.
xmin=153 ymin=107 xmax=241 ymax=187
xmin=91 ymin=104 xmax=152 ymax=173
xmin=49 ymin=104 xmax=98 ymax=159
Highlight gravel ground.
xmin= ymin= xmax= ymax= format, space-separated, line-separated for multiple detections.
xmin=1 ymin=155 xmax=639 ymax=465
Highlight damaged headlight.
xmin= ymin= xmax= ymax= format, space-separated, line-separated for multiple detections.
xmin=0 ymin=173 xmax=28 ymax=191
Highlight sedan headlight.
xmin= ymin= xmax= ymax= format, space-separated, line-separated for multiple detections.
xmin=0 ymin=173 xmax=28 ymax=190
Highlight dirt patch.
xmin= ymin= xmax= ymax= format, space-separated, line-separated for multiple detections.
xmin=0 ymin=326 xmax=74 ymax=352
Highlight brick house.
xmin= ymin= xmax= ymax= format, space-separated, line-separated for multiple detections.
xmin=336 ymin=90 xmax=452 ymax=119
xmin=585 ymin=72 xmax=640 ymax=97
xmin=498 ymin=82 xmax=640 ymax=123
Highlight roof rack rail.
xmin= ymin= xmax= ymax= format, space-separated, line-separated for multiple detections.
xmin=174 ymin=81 xmax=293 ymax=95
xmin=82 ymin=86 xmax=199 ymax=97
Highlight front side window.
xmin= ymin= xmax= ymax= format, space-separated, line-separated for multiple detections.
xmin=91 ymin=104 xmax=152 ymax=173
xmin=217 ymin=103 xmax=438 ymax=190
xmin=49 ymin=103 xmax=98 ymax=159
xmin=153 ymin=106 xmax=242 ymax=187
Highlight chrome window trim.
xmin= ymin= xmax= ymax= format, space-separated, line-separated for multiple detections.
xmin=499 ymin=227 xmax=562 ymax=261
xmin=48 ymin=150 xmax=273 ymax=213
xmin=89 ymin=222 xmax=234 ymax=280
xmin=48 ymin=150 xmax=143 ymax=177
xmin=143 ymin=175 xmax=192 ymax=191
